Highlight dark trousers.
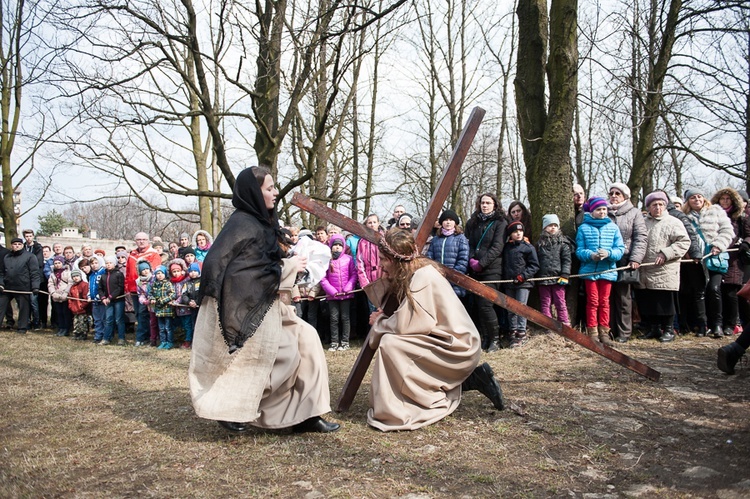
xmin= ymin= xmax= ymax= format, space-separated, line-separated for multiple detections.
xmin=705 ymin=271 xmax=723 ymax=330
xmin=681 ymin=262 xmax=707 ymax=329
xmin=0 ymin=292 xmax=30 ymax=331
xmin=37 ymin=291 xmax=49 ymax=327
xmin=328 ymin=299 xmax=351 ymax=345
xmin=610 ymin=281 xmax=633 ymax=338
xmin=471 ymin=282 xmax=501 ymax=347
xmin=52 ymin=301 xmax=73 ymax=332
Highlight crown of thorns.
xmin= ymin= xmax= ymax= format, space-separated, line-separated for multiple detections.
xmin=378 ymin=237 xmax=419 ymax=261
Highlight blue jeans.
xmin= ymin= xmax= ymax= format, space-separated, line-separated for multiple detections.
xmin=131 ymin=293 xmax=151 ymax=343
xmin=157 ymin=316 xmax=174 ymax=343
xmin=92 ymin=302 xmax=106 ymax=340
xmin=104 ymin=300 xmax=126 ymax=341
xmin=175 ymin=314 xmax=193 ymax=342
xmin=504 ymin=287 xmax=530 ymax=331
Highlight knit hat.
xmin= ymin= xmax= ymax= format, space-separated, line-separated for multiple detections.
xmin=180 ymin=232 xmax=190 ymax=240
xmin=609 ymin=182 xmax=631 ymax=199
xmin=53 ymin=255 xmax=65 ymax=264
xmin=670 ymin=196 xmax=683 ymax=206
xmin=439 ymin=209 xmax=460 ymax=225
xmin=298 ymin=229 xmax=313 ymax=239
xmin=188 ymin=263 xmax=201 ymax=274
xmin=10 ymin=237 xmax=22 ymax=244
xmin=505 ymin=221 xmax=524 ymax=238
xmin=397 ymin=213 xmax=413 ymax=227
xmin=410 ymin=216 xmax=421 ymax=231
xmin=644 ymin=191 xmax=668 ymax=207
xmin=94 ymin=249 xmax=105 ymax=256
xmin=155 ymin=265 xmax=167 ymax=275
xmin=329 ymin=233 xmax=345 ymax=248
xmin=542 ymin=214 xmax=560 ymax=230
xmin=70 ymin=269 xmax=82 ymax=278
xmin=116 ymin=250 xmax=128 ymax=258
xmin=684 ymin=188 xmax=704 ymax=200
xmin=169 ymin=258 xmax=187 ymax=271
xmin=182 ymin=246 xmax=196 ymax=257
xmin=137 ymin=260 xmax=151 ymax=273
xmin=583 ymin=196 xmax=608 ymax=213
xmin=104 ymin=255 xmax=116 ymax=265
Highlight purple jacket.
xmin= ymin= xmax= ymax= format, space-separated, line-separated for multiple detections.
xmin=321 ymin=252 xmax=357 ymax=300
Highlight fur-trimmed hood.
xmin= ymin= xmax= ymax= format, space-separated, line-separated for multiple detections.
xmin=192 ymin=229 xmax=214 ymax=250
xmin=710 ymin=188 xmax=744 ymax=220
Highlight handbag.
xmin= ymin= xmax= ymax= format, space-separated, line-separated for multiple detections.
xmin=704 ymin=252 xmax=729 ymax=274
xmin=617 ymin=267 xmax=640 ymax=284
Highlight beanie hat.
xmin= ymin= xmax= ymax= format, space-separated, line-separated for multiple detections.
xmin=298 ymin=229 xmax=313 ymax=239
xmin=684 ymin=188 xmax=704 ymax=200
xmin=155 ymin=265 xmax=167 ymax=275
xmin=670 ymin=196 xmax=683 ymax=206
xmin=180 ymin=233 xmax=190 ymax=239
xmin=398 ymin=213 xmax=413 ymax=227
xmin=169 ymin=258 xmax=187 ymax=271
xmin=329 ymin=233 xmax=345 ymax=248
xmin=609 ymin=182 xmax=631 ymax=199
xmin=70 ymin=269 xmax=82 ymax=278
xmin=439 ymin=209 xmax=460 ymax=225
xmin=116 ymin=251 xmax=128 ymax=258
xmin=10 ymin=237 xmax=23 ymax=244
xmin=137 ymin=260 xmax=151 ymax=273
xmin=104 ymin=255 xmax=117 ymax=265
xmin=542 ymin=214 xmax=560 ymax=230
xmin=182 ymin=246 xmax=196 ymax=257
xmin=188 ymin=263 xmax=201 ymax=274
xmin=583 ymin=196 xmax=608 ymax=213
xmin=505 ymin=221 xmax=524 ymax=238
xmin=94 ymin=249 xmax=105 ymax=256
xmin=410 ymin=216 xmax=421 ymax=231
xmin=644 ymin=191 xmax=668 ymax=207
xmin=53 ymin=255 xmax=65 ymax=264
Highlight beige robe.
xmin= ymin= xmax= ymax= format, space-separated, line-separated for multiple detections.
xmin=367 ymin=264 xmax=481 ymax=431
xmin=189 ymin=257 xmax=331 ymax=428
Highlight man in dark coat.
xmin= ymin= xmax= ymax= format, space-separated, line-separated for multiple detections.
xmin=22 ymin=229 xmax=44 ymax=329
xmin=0 ymin=237 xmax=42 ymax=333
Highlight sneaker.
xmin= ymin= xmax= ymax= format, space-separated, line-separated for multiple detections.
xmin=157 ymin=342 xmax=166 ymax=349
xmin=328 ymin=343 xmax=339 ymax=351
xmin=134 ymin=341 xmax=145 ymax=347
xmin=338 ymin=344 xmax=350 ymax=351
xmin=180 ymin=341 xmax=192 ymax=350
xmin=164 ymin=342 xmax=173 ymax=350
xmin=117 ymin=339 xmax=126 ymax=346
xmin=98 ymin=340 xmax=111 ymax=346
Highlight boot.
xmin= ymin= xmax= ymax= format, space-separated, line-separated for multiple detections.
xmin=643 ymin=324 xmax=662 ymax=340
xmin=486 ymin=331 xmax=500 ymax=353
xmin=509 ymin=330 xmax=526 ymax=348
xmin=696 ymin=325 xmax=707 ymax=337
xmin=598 ymin=326 xmax=613 ymax=346
xmin=462 ymin=362 xmax=505 ymax=410
xmin=717 ymin=342 xmax=746 ymax=375
xmin=586 ymin=327 xmax=598 ymax=342
xmin=659 ymin=328 xmax=675 ymax=343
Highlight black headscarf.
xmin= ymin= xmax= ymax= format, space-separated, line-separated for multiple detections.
xmin=200 ymin=167 xmax=284 ymax=353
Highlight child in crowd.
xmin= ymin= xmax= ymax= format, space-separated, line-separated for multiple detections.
xmin=135 ymin=261 xmax=156 ymax=347
xmin=169 ymin=259 xmax=193 ymax=349
xmin=148 ymin=265 xmax=175 ymax=349
xmin=320 ymin=234 xmax=356 ymax=351
xmin=576 ymin=196 xmax=625 ymax=345
xmin=536 ymin=214 xmax=573 ymax=325
xmin=88 ymin=256 xmax=106 ymax=343
xmin=426 ymin=209 xmax=470 ymax=298
xmin=68 ymin=269 xmax=93 ymax=341
xmin=98 ymin=255 xmax=127 ymax=346
xmin=356 ymin=214 xmax=383 ymax=312
xmin=501 ymin=221 xmax=540 ymax=348
xmin=48 ymin=256 xmax=72 ymax=337
xmin=183 ymin=248 xmax=198 ymax=269
xmin=181 ymin=263 xmax=202 ymax=335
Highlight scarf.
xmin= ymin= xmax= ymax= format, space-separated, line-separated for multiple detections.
xmin=200 ymin=168 xmax=284 ymax=353
xmin=441 ymin=227 xmax=455 ymax=236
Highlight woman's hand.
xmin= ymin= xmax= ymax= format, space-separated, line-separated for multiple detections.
xmin=710 ymin=246 xmax=720 ymax=256
xmin=369 ymin=308 xmax=383 ymax=326
xmin=654 ymin=252 xmax=666 ymax=265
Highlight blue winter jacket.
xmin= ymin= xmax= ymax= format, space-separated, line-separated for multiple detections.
xmin=576 ymin=213 xmax=625 ymax=281
xmin=88 ymin=267 xmax=105 ymax=301
xmin=427 ymin=232 xmax=470 ymax=296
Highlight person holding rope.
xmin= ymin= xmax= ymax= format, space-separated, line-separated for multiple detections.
xmin=576 ymin=197 xmax=625 ymax=344
xmin=0 ymin=238 xmax=41 ymax=334
xmin=366 ymin=228 xmax=504 ymax=431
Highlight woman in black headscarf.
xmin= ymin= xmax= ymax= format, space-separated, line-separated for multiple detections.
xmin=189 ymin=166 xmax=339 ymax=434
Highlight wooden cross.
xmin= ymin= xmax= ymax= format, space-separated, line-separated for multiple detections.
xmin=292 ymin=107 xmax=660 ymax=412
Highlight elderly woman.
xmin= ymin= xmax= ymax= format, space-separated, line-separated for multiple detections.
xmin=189 ymin=166 xmax=338 ymax=434
xmin=607 ymin=182 xmax=648 ymax=342
xmin=366 ymin=229 xmax=504 ymax=431
xmin=682 ymin=188 xmax=735 ymax=338
xmin=635 ymin=192 xmax=690 ymax=342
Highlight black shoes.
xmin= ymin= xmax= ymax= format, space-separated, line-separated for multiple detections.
xmin=659 ymin=331 xmax=675 ymax=343
xmin=462 ymin=362 xmax=505 ymax=411
xmin=717 ymin=342 xmax=746 ymax=375
xmin=292 ymin=416 xmax=340 ymax=434
xmin=218 ymin=420 xmax=249 ymax=433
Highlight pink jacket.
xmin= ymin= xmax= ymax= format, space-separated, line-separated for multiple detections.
xmin=356 ymin=237 xmax=381 ymax=287
xmin=321 ymin=253 xmax=357 ymax=300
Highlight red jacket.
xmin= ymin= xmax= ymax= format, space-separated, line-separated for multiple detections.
xmin=125 ymin=246 xmax=162 ymax=293
xmin=68 ymin=280 xmax=91 ymax=315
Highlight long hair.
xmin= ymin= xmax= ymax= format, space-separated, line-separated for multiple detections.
xmin=379 ymin=228 xmax=436 ymax=309
xmin=472 ymin=192 xmax=503 ymax=216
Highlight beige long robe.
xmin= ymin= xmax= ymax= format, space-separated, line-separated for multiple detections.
xmin=367 ymin=264 xmax=481 ymax=431
xmin=189 ymin=257 xmax=331 ymax=428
